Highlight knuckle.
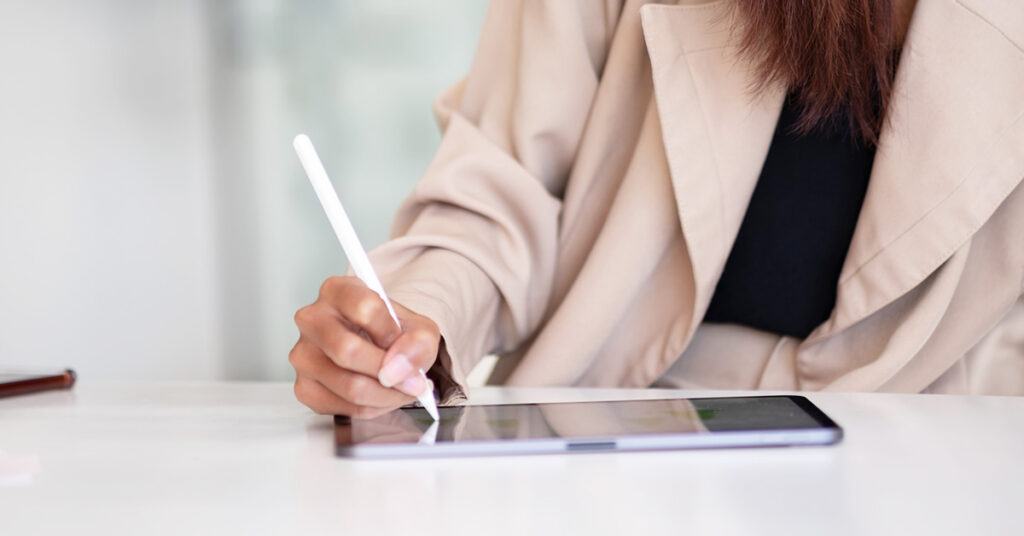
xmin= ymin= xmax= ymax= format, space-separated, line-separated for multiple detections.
xmin=287 ymin=345 xmax=303 ymax=368
xmin=342 ymin=375 xmax=372 ymax=406
xmin=293 ymin=305 xmax=319 ymax=329
xmin=340 ymin=332 xmax=363 ymax=357
xmin=295 ymin=380 xmax=333 ymax=415
xmin=332 ymin=332 xmax=362 ymax=367
xmin=353 ymin=297 xmax=382 ymax=325
xmin=318 ymin=276 xmax=342 ymax=298
xmin=293 ymin=378 xmax=313 ymax=405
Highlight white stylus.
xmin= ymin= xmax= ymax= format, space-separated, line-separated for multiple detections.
xmin=293 ymin=134 xmax=439 ymax=421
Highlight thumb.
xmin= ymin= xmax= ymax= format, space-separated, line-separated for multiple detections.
xmin=377 ymin=319 xmax=439 ymax=397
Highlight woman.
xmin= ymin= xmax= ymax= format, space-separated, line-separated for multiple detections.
xmin=289 ymin=0 xmax=1024 ymax=417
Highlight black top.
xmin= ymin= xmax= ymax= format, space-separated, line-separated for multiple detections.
xmin=703 ymin=94 xmax=874 ymax=338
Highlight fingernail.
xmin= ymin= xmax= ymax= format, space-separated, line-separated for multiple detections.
xmin=399 ymin=374 xmax=426 ymax=396
xmin=378 ymin=355 xmax=413 ymax=387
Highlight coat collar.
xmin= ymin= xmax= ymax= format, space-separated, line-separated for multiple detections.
xmin=640 ymin=1 xmax=784 ymax=325
xmin=640 ymin=0 xmax=1024 ymax=343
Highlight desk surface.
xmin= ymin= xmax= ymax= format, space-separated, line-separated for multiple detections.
xmin=2 ymin=382 xmax=1022 ymax=535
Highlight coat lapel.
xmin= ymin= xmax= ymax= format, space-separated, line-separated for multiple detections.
xmin=809 ymin=0 xmax=1024 ymax=342
xmin=639 ymin=2 xmax=784 ymax=337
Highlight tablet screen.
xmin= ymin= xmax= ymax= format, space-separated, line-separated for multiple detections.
xmin=336 ymin=396 xmax=836 ymax=449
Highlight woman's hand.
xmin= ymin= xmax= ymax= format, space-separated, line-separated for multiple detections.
xmin=290 ymin=276 xmax=441 ymax=418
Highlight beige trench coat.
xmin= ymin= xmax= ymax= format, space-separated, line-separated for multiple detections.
xmin=368 ymin=0 xmax=1024 ymax=397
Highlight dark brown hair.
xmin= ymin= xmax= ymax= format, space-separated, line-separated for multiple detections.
xmin=735 ymin=0 xmax=903 ymax=145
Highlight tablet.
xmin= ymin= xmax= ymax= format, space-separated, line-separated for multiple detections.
xmin=335 ymin=395 xmax=842 ymax=458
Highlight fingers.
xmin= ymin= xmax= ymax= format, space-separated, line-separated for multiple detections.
xmin=318 ymin=276 xmax=401 ymax=348
xmin=290 ymin=276 xmax=444 ymax=417
xmin=293 ymin=376 xmax=392 ymax=419
xmin=378 ymin=305 xmax=441 ymax=396
xmin=294 ymin=302 xmax=387 ymax=378
xmin=289 ymin=338 xmax=414 ymax=410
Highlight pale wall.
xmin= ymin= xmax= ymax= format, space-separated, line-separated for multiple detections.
xmin=0 ymin=1 xmax=487 ymax=380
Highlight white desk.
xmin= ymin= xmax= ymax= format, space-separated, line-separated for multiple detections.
xmin=2 ymin=382 xmax=1022 ymax=535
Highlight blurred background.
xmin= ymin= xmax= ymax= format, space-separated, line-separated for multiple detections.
xmin=0 ymin=1 xmax=488 ymax=381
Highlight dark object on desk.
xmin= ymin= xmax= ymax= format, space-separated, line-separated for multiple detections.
xmin=0 ymin=369 xmax=77 ymax=398
xmin=336 ymin=395 xmax=843 ymax=459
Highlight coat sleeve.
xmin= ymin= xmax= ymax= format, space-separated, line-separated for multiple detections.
xmin=368 ymin=0 xmax=623 ymax=398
